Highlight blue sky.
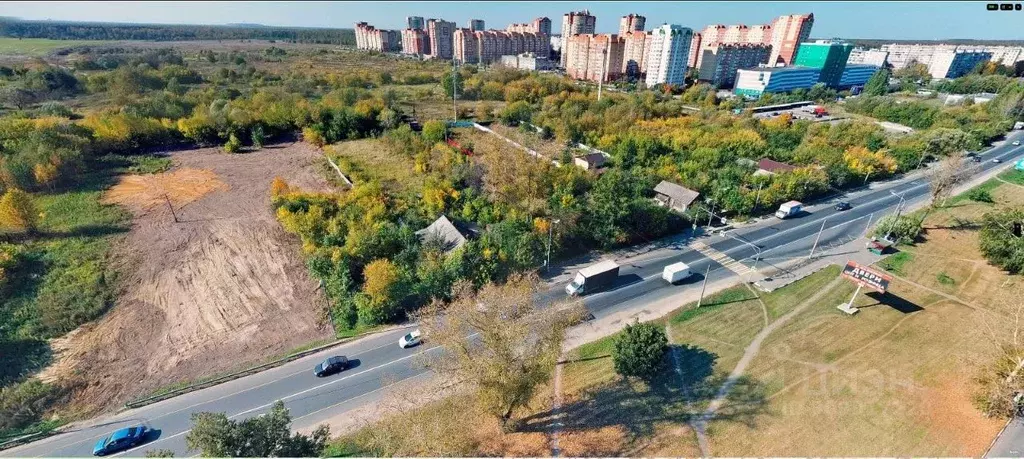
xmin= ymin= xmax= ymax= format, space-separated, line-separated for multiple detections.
xmin=0 ymin=1 xmax=1020 ymax=40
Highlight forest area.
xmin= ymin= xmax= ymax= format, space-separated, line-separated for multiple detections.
xmin=0 ymin=37 xmax=1023 ymax=443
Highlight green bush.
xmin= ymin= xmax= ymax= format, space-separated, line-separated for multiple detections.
xmin=612 ymin=321 xmax=668 ymax=381
xmin=0 ymin=379 xmax=64 ymax=434
xmin=872 ymin=214 xmax=923 ymax=244
xmin=966 ymin=188 xmax=994 ymax=203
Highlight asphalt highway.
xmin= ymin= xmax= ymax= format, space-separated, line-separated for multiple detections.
xmin=5 ymin=132 xmax=1023 ymax=458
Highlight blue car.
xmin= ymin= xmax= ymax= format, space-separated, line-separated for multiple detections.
xmin=93 ymin=425 xmax=147 ymax=456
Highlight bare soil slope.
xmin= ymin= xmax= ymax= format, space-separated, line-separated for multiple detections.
xmin=44 ymin=142 xmax=334 ymax=411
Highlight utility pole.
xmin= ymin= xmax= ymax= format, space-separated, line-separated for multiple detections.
xmin=707 ymin=201 xmax=716 ymax=228
xmin=545 ymin=219 xmax=560 ymax=271
xmin=863 ymin=170 xmax=872 ymax=186
xmin=863 ymin=212 xmax=874 ymax=237
xmin=696 ymin=264 xmax=711 ymax=308
xmin=597 ymin=47 xmax=608 ymax=101
xmin=885 ymin=193 xmax=907 ymax=239
xmin=752 ymin=181 xmax=764 ymax=214
xmin=809 ymin=217 xmax=827 ymax=259
xmin=452 ymin=58 xmax=458 ymax=122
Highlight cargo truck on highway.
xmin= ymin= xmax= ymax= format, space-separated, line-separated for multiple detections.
xmin=775 ymin=200 xmax=803 ymax=219
xmin=565 ymin=260 xmax=620 ymax=296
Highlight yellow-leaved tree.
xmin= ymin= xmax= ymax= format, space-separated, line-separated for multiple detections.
xmin=0 ymin=189 xmax=39 ymax=234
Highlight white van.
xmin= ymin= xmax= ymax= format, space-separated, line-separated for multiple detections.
xmin=662 ymin=262 xmax=692 ymax=284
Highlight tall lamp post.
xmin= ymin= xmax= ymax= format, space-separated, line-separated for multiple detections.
xmin=545 ymin=218 xmax=561 ymax=271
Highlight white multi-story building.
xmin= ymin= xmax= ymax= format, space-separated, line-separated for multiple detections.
xmin=928 ymin=50 xmax=993 ymax=79
xmin=645 ymin=24 xmax=693 ymax=88
xmin=847 ymin=48 xmax=889 ymax=67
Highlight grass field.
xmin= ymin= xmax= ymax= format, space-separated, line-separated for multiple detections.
xmin=325 ymin=138 xmax=422 ymax=194
xmin=0 ymin=38 xmax=110 ymax=56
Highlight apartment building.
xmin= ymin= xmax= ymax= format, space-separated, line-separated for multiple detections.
xmin=847 ymin=48 xmax=889 ymax=67
xmin=427 ymin=18 xmax=456 ymax=60
xmin=560 ymin=10 xmax=597 ymax=67
xmin=768 ymin=13 xmax=814 ymax=65
xmin=928 ymin=50 xmax=993 ymax=79
xmin=354 ymin=22 xmax=401 ymax=52
xmin=881 ymin=43 xmax=1021 ymax=69
xmin=407 ymin=16 xmax=425 ymax=30
xmin=401 ymin=28 xmax=430 ymax=55
xmin=564 ymin=33 xmax=624 ymax=82
xmin=697 ymin=43 xmax=772 ymax=88
xmin=645 ymin=24 xmax=693 ymax=87
xmin=693 ymin=14 xmax=811 ymax=68
xmin=619 ymin=14 xmax=646 ymax=35
xmin=687 ymin=33 xmax=702 ymax=69
xmin=453 ymin=28 xmax=480 ymax=63
xmin=621 ymin=31 xmax=650 ymax=77
xmin=468 ymin=19 xmax=485 ymax=32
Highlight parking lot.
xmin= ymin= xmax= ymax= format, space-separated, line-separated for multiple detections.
xmin=752 ymin=104 xmax=844 ymax=123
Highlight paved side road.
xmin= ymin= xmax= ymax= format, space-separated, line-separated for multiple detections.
xmin=988 ymin=418 xmax=1024 ymax=457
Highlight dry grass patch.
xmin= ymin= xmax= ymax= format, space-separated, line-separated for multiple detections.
xmin=102 ymin=167 xmax=228 ymax=211
xmin=325 ymin=138 xmax=421 ymax=193
xmin=488 ymin=123 xmax=567 ymax=159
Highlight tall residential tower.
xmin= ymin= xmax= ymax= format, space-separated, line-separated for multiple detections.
xmin=645 ymin=24 xmax=693 ymax=88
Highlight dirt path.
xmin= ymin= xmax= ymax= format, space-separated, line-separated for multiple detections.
xmin=44 ymin=142 xmax=336 ymax=411
xmin=695 ymin=276 xmax=846 ymax=439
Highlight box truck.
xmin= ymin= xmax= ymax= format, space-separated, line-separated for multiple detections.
xmin=775 ymin=200 xmax=803 ymax=219
xmin=662 ymin=262 xmax=692 ymax=284
xmin=565 ymin=260 xmax=620 ymax=296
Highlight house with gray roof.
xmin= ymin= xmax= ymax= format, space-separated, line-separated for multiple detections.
xmin=653 ymin=180 xmax=700 ymax=213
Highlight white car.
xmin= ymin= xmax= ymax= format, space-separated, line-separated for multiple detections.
xmin=992 ymin=158 xmax=1002 ymax=163
xmin=1013 ymin=140 xmax=1021 ymax=146
xmin=399 ymin=329 xmax=422 ymax=348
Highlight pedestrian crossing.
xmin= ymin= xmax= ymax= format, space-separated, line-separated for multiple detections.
xmin=690 ymin=241 xmax=755 ymax=276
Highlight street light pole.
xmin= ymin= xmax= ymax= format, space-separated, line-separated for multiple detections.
xmin=707 ymin=201 xmax=716 ymax=228
xmin=753 ymin=181 xmax=764 ymax=214
xmin=696 ymin=263 xmax=711 ymax=308
xmin=545 ymin=218 xmax=560 ymax=271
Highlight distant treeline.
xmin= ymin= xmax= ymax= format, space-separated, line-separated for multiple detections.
xmin=839 ymin=38 xmax=1024 ymax=48
xmin=0 ymin=18 xmax=355 ymax=45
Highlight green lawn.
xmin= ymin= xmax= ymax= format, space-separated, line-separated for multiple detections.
xmin=0 ymin=38 xmax=111 ymax=56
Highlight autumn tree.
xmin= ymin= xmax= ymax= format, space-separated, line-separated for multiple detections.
xmin=422 ymin=120 xmax=448 ymax=144
xmin=926 ymin=150 xmax=968 ymax=212
xmin=417 ymin=274 xmax=585 ymax=431
xmin=185 ymin=400 xmax=329 ymax=457
xmin=357 ymin=258 xmax=406 ymax=325
xmin=0 ymin=189 xmax=39 ymax=234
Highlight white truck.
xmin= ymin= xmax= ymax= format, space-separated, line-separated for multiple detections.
xmin=1014 ymin=121 xmax=1024 ymax=130
xmin=662 ymin=262 xmax=692 ymax=284
xmin=565 ymin=260 xmax=620 ymax=296
xmin=775 ymin=200 xmax=803 ymax=219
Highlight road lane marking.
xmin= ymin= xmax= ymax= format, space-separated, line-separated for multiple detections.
xmin=110 ymin=346 xmax=439 ymax=457
xmin=33 ymin=329 xmax=415 ymax=457
xmin=690 ymin=241 xmax=752 ymax=276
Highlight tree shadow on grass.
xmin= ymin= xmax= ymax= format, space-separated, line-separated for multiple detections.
xmin=519 ymin=344 xmax=767 ymax=452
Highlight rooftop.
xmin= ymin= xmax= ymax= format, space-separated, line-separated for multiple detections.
xmin=653 ymin=180 xmax=700 ymax=207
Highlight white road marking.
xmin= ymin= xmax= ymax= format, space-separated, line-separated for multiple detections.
xmin=110 ymin=346 xmax=437 ymax=457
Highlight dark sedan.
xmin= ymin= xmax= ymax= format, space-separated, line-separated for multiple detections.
xmin=93 ymin=426 xmax=147 ymax=456
xmin=834 ymin=201 xmax=852 ymax=211
xmin=314 ymin=356 xmax=349 ymax=377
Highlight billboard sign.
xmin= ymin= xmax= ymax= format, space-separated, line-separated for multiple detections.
xmin=841 ymin=261 xmax=892 ymax=293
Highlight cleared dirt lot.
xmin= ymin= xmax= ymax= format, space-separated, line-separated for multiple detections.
xmin=43 ymin=142 xmax=335 ymax=412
